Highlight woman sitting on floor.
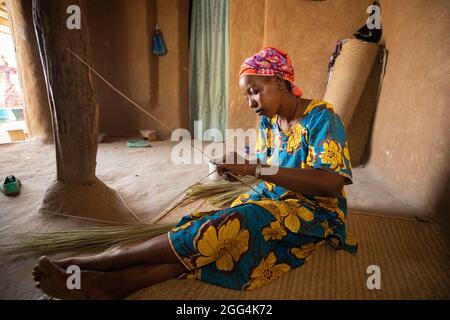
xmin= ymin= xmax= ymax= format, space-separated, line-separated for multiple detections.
xmin=33 ymin=47 xmax=357 ymax=300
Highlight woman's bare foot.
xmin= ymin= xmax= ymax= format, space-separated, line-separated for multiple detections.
xmin=33 ymin=256 xmax=118 ymax=300
xmin=53 ymin=246 xmax=123 ymax=272
xmin=33 ymin=256 xmax=188 ymax=300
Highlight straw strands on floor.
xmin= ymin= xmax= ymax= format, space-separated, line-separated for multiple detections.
xmin=0 ymin=178 xmax=258 ymax=256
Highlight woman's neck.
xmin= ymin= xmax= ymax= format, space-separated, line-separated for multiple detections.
xmin=277 ymin=95 xmax=310 ymax=122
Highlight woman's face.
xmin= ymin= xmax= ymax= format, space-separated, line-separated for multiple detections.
xmin=239 ymin=75 xmax=282 ymax=117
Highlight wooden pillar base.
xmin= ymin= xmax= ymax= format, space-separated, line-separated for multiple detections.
xmin=40 ymin=178 xmax=139 ymax=224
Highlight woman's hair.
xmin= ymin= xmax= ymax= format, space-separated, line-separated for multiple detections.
xmin=284 ymin=79 xmax=293 ymax=92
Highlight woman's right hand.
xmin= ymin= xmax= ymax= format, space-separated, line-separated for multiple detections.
xmin=216 ymin=163 xmax=238 ymax=182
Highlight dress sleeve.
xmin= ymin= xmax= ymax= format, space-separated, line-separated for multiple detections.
xmin=306 ymin=107 xmax=353 ymax=184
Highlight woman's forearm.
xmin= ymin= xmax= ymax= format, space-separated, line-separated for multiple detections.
xmin=260 ymin=166 xmax=344 ymax=198
xmin=216 ymin=163 xmax=345 ymax=197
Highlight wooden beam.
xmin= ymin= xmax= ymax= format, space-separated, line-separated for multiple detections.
xmin=32 ymin=0 xmax=137 ymax=223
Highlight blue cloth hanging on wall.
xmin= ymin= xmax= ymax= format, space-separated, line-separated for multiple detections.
xmin=152 ymin=24 xmax=167 ymax=56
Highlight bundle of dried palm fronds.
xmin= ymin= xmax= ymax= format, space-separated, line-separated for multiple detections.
xmin=0 ymin=223 xmax=176 ymax=257
xmin=0 ymin=177 xmax=260 ymax=257
xmin=182 ymin=176 xmax=260 ymax=207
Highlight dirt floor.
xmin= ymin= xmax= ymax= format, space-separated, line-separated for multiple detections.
xmin=0 ymin=138 xmax=441 ymax=299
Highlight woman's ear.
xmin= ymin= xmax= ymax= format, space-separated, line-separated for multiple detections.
xmin=275 ymin=76 xmax=283 ymax=91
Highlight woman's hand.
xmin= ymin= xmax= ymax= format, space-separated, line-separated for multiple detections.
xmin=216 ymin=163 xmax=257 ymax=181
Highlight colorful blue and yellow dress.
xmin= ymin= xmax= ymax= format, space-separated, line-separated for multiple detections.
xmin=168 ymin=100 xmax=357 ymax=291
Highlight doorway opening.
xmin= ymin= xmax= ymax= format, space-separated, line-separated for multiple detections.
xmin=0 ymin=1 xmax=27 ymax=144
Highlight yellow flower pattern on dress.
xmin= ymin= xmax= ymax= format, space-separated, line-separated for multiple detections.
xmin=343 ymin=142 xmax=352 ymax=171
xmin=243 ymin=252 xmax=291 ymax=290
xmin=230 ymin=193 xmax=250 ymax=206
xmin=284 ymin=204 xmax=315 ymax=233
xmin=256 ymin=128 xmax=267 ymax=155
xmin=264 ymin=181 xmax=275 ymax=192
xmin=247 ymin=199 xmax=315 ymax=233
xmin=321 ymin=221 xmax=333 ymax=237
xmin=286 ymin=125 xmax=303 ymax=154
xmin=266 ymin=128 xmax=274 ymax=149
xmin=262 ymin=220 xmax=287 ymax=241
xmin=270 ymin=115 xmax=278 ymax=126
xmin=306 ymin=145 xmax=316 ymax=167
xmin=247 ymin=200 xmax=288 ymax=222
xmin=315 ymin=196 xmax=346 ymax=222
xmin=290 ymin=241 xmax=325 ymax=261
xmin=195 ymin=217 xmax=249 ymax=271
xmin=344 ymin=143 xmax=350 ymax=160
xmin=345 ymin=232 xmax=358 ymax=246
xmin=172 ymin=221 xmax=192 ymax=232
xmin=319 ymin=139 xmax=342 ymax=171
xmin=190 ymin=210 xmax=217 ymax=219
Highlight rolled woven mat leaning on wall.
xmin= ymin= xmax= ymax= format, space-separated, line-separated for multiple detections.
xmin=323 ymin=39 xmax=381 ymax=167
xmin=127 ymin=198 xmax=450 ymax=300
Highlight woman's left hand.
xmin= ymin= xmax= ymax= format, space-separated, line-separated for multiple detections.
xmin=216 ymin=163 xmax=256 ymax=180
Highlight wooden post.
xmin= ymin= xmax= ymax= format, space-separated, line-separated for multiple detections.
xmin=32 ymin=0 xmax=137 ymax=223
xmin=6 ymin=0 xmax=53 ymax=143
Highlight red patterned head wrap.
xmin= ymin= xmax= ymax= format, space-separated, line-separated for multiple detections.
xmin=239 ymin=47 xmax=302 ymax=97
